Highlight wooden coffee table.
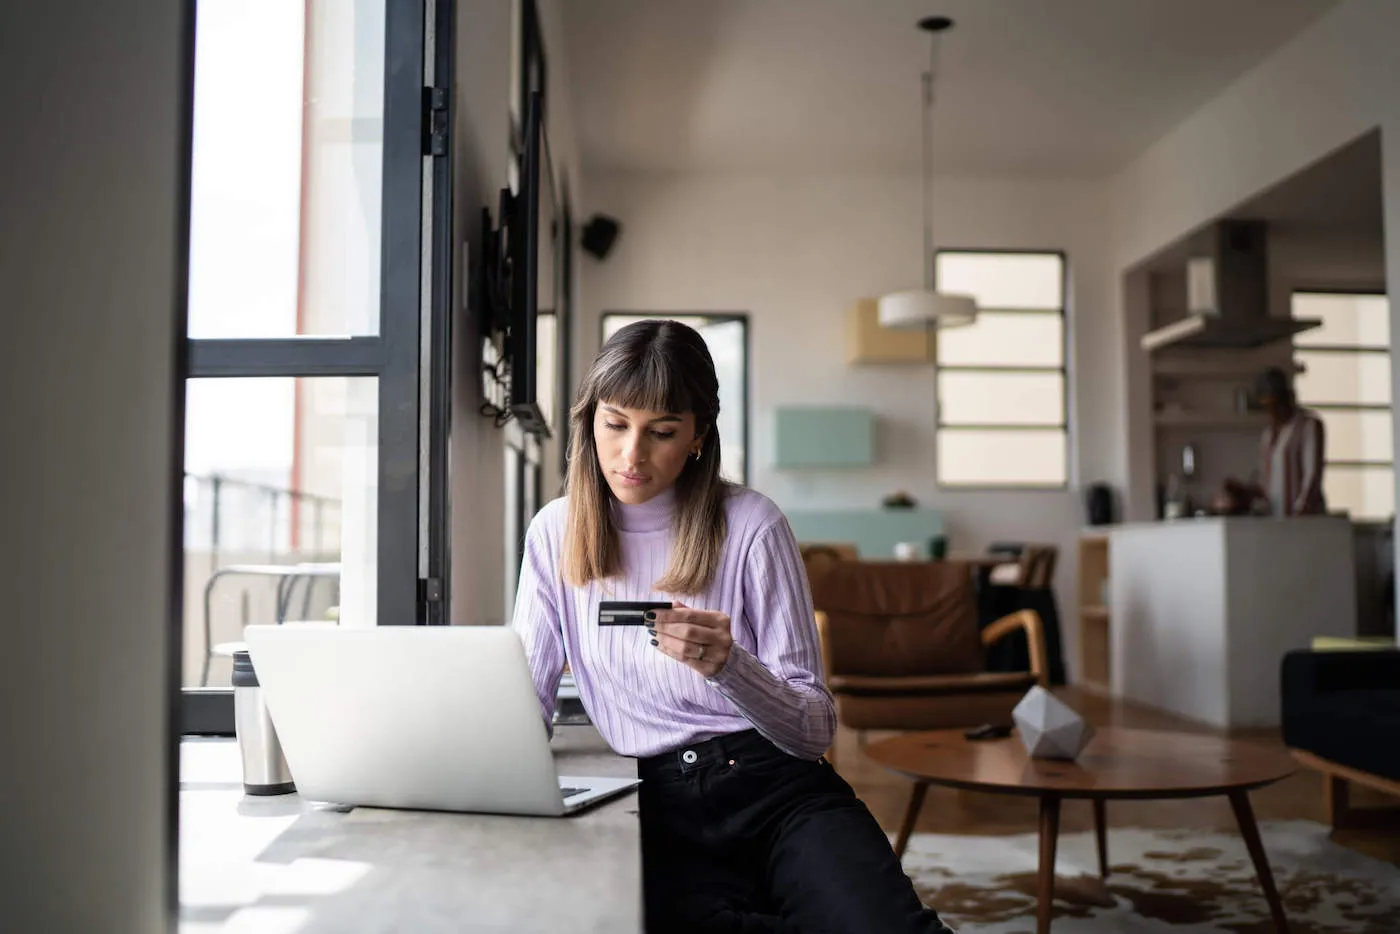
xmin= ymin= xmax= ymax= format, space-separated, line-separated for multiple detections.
xmin=865 ymin=726 xmax=1296 ymax=934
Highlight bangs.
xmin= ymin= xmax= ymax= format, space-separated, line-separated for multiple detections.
xmin=595 ymin=345 xmax=696 ymax=416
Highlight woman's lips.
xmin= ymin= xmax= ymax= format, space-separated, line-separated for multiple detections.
xmin=618 ymin=472 xmax=649 ymax=487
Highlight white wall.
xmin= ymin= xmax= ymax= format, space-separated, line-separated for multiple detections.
xmin=1109 ymin=0 xmax=1400 ymax=528
xmin=580 ymin=170 xmax=1114 ymax=674
xmin=450 ymin=0 xmax=583 ymax=626
xmin=0 ymin=2 xmax=186 ymax=930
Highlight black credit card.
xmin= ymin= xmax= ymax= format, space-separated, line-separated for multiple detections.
xmin=598 ymin=600 xmax=672 ymax=626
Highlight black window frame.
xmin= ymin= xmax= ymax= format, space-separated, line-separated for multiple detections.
xmin=180 ymin=0 xmax=456 ymax=735
xmin=932 ymin=248 xmax=1070 ymax=491
xmin=598 ymin=312 xmax=752 ymax=487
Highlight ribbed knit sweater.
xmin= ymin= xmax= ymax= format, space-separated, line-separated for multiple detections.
xmin=510 ymin=484 xmax=836 ymax=759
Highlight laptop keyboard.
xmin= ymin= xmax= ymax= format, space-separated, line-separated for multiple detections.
xmin=559 ymin=786 xmax=590 ymax=799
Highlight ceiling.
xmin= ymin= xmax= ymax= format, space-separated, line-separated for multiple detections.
xmin=559 ymin=0 xmax=1339 ymax=176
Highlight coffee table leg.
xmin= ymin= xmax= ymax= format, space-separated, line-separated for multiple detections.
xmin=893 ymin=781 xmax=928 ymax=860
xmin=1228 ymin=791 xmax=1290 ymax=933
xmin=1038 ymin=795 xmax=1061 ymax=934
xmin=1093 ymin=798 xmax=1108 ymax=878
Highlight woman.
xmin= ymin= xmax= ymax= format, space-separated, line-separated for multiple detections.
xmin=1222 ymin=366 xmax=1327 ymax=517
xmin=511 ymin=320 xmax=953 ymax=933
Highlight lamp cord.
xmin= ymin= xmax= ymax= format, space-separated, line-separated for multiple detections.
xmin=922 ymin=31 xmax=941 ymax=292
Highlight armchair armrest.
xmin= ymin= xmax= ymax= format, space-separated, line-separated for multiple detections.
xmin=981 ymin=610 xmax=1048 ymax=688
xmin=815 ymin=611 xmax=833 ymax=680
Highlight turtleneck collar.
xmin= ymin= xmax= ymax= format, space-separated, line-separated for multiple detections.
xmin=612 ymin=485 xmax=676 ymax=533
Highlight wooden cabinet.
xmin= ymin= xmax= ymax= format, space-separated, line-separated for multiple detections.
xmin=846 ymin=299 xmax=933 ymax=364
xmin=1078 ymin=534 xmax=1111 ymax=693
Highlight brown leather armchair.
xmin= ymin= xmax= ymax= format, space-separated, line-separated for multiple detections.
xmin=799 ymin=542 xmax=860 ymax=587
xmin=811 ymin=560 xmax=1047 ymax=764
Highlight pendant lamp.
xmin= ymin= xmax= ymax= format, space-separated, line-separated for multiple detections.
xmin=877 ymin=16 xmax=978 ymax=331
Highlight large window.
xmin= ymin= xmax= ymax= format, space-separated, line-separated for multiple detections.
xmin=933 ymin=251 xmax=1068 ymax=488
xmin=601 ymin=314 xmax=750 ymax=485
xmin=182 ymin=0 xmax=453 ymax=729
xmin=1292 ymin=291 xmax=1393 ymax=521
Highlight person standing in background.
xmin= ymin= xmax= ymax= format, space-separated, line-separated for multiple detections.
xmin=1225 ymin=367 xmax=1327 ymax=516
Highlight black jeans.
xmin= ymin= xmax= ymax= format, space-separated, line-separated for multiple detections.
xmin=638 ymin=730 xmax=954 ymax=934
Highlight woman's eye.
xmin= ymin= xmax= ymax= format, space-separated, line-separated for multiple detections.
xmin=651 ymin=430 xmax=675 ymax=440
xmin=604 ymin=422 xmax=626 ymax=432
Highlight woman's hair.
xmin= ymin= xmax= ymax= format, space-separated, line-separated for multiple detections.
xmin=561 ymin=319 xmax=730 ymax=595
xmin=1256 ymin=366 xmax=1296 ymax=407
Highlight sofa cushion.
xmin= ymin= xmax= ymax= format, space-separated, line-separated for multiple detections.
xmin=1282 ymin=650 xmax=1400 ymax=784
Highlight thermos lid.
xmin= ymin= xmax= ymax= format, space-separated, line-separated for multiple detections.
xmin=231 ymin=650 xmax=260 ymax=688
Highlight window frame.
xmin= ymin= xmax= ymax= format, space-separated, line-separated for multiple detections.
xmin=932 ymin=248 xmax=1070 ymax=491
xmin=180 ymin=0 xmax=455 ymax=734
xmin=598 ymin=312 xmax=752 ymax=487
xmin=1291 ymin=288 xmax=1394 ymax=519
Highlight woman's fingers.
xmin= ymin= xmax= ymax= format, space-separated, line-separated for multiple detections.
xmin=650 ymin=620 xmax=707 ymax=644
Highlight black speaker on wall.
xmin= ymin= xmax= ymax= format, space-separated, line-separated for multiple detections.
xmin=581 ymin=214 xmax=620 ymax=260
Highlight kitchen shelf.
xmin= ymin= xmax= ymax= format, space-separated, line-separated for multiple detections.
xmin=1153 ymin=361 xmax=1304 ymax=379
xmin=1078 ymin=536 xmax=1111 ymax=692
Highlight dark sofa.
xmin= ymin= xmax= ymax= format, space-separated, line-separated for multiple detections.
xmin=1280 ymin=648 xmax=1400 ymax=825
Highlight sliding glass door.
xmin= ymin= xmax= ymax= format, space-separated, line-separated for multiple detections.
xmin=181 ymin=0 xmax=454 ymax=731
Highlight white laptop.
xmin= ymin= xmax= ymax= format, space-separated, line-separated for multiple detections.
xmin=242 ymin=624 xmax=640 ymax=816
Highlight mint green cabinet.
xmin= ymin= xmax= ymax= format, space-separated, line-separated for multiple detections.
xmin=772 ymin=407 xmax=874 ymax=468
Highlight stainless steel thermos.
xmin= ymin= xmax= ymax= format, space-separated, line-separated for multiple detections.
xmin=232 ymin=649 xmax=295 ymax=795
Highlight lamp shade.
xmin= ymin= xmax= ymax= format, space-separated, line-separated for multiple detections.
xmin=877 ymin=290 xmax=978 ymax=329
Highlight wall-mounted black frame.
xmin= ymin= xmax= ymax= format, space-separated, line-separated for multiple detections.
xmin=558 ymin=195 xmax=575 ymax=480
xmin=598 ymin=312 xmax=752 ymax=487
xmin=511 ymin=0 xmax=547 ymax=158
xmin=180 ymin=0 xmax=456 ymax=734
xmin=932 ymin=248 xmax=1070 ymax=491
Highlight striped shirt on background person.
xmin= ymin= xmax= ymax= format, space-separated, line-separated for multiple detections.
xmin=509 ymin=484 xmax=836 ymax=760
xmin=1260 ymin=409 xmax=1326 ymax=516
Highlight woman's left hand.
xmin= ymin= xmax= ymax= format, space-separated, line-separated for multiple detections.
xmin=648 ymin=602 xmax=732 ymax=678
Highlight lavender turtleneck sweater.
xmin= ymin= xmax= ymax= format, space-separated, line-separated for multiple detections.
xmin=509 ymin=484 xmax=836 ymax=760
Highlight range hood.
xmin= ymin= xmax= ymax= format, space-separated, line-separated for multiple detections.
xmin=1140 ymin=220 xmax=1322 ymax=351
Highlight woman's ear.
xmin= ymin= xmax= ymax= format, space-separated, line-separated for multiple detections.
xmin=692 ymin=423 xmax=709 ymax=456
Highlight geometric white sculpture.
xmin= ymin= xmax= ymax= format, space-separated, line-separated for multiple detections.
xmin=1012 ymin=685 xmax=1096 ymax=760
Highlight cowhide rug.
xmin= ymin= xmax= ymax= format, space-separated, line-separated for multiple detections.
xmin=901 ymin=820 xmax=1400 ymax=933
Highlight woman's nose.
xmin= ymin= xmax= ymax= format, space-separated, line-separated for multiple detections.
xmin=622 ymin=432 xmax=647 ymax=464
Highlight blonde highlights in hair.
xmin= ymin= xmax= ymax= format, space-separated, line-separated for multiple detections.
xmin=562 ymin=320 xmax=730 ymax=595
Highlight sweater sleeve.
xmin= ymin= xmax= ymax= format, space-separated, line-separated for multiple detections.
xmin=707 ymin=517 xmax=836 ymax=759
xmin=509 ymin=512 xmax=566 ymax=737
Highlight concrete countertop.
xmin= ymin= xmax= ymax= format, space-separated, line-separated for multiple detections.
xmin=179 ymin=725 xmax=641 ymax=933
xmin=1104 ymin=514 xmax=1353 ymax=533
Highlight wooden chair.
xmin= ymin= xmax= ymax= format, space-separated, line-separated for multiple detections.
xmin=811 ymin=560 xmax=1047 ymax=768
xmin=987 ymin=543 xmax=1058 ymax=587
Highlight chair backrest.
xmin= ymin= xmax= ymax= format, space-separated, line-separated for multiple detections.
xmin=1019 ymin=545 xmax=1058 ymax=588
xmin=800 ymin=542 xmax=859 ymax=585
xmin=809 ymin=560 xmax=984 ymax=678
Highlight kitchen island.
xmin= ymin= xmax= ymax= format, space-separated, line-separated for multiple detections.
xmin=1108 ymin=515 xmax=1355 ymax=729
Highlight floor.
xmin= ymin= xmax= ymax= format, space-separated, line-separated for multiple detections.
xmin=837 ymin=686 xmax=1400 ymax=867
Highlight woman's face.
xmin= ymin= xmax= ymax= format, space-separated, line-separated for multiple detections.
xmin=593 ymin=401 xmax=702 ymax=505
